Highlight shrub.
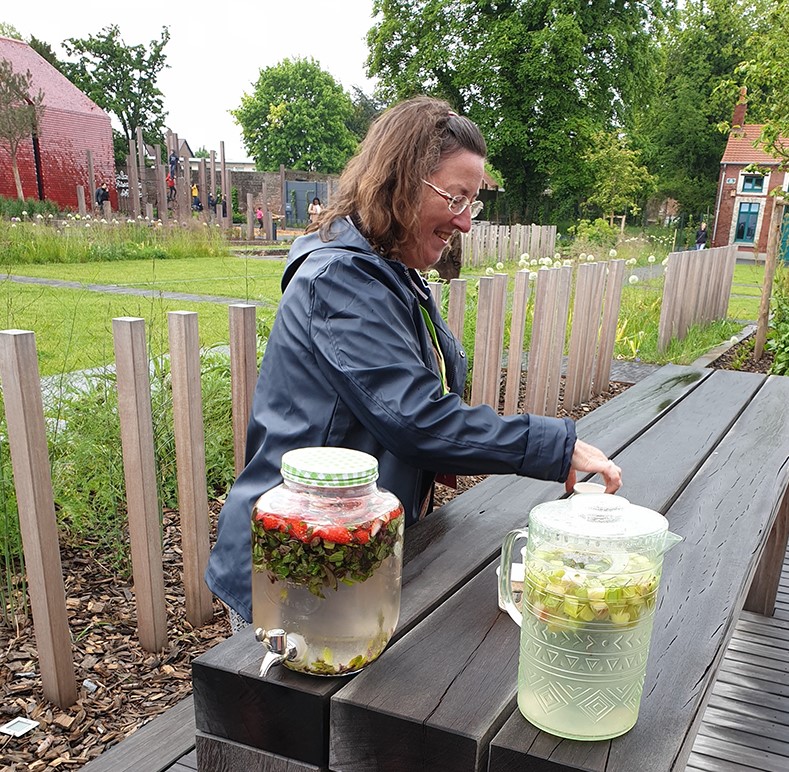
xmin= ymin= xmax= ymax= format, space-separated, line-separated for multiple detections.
xmin=768 ymin=266 xmax=789 ymax=375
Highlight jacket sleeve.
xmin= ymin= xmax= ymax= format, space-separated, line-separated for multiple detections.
xmin=303 ymin=256 xmax=575 ymax=483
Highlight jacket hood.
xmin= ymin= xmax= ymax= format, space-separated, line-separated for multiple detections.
xmin=282 ymin=217 xmax=374 ymax=292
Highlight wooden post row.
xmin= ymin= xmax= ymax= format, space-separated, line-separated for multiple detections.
xmin=470 ymin=276 xmax=495 ymax=407
xmin=246 ymin=193 xmax=255 ymax=241
xmin=229 ymin=304 xmax=258 ymax=477
xmin=168 ymin=312 xmax=214 ymax=627
xmin=447 ymin=279 xmax=467 ymax=342
xmin=112 ymin=317 xmax=168 ymax=653
xmin=0 ymin=330 xmax=78 ymax=708
xmin=593 ymin=259 xmax=626 ymax=396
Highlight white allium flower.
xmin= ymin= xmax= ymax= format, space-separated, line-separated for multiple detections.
xmin=85 ymin=223 xmax=91 ymax=228
xmin=486 ymin=267 xmax=495 ymax=275
xmin=36 ymin=213 xmax=43 ymax=219
xmin=529 ymin=272 xmax=538 ymax=281
xmin=530 ymin=259 xmax=538 ymax=266
xmin=520 ymin=252 xmax=530 ymax=261
xmin=495 ymin=262 xmax=504 ymax=271
xmin=609 ymin=248 xmax=618 ymax=257
xmin=10 ymin=223 xmax=16 ymax=228
xmin=47 ymin=213 xmax=53 ymax=219
xmin=662 ymin=258 xmax=669 ymax=266
xmin=100 ymin=218 xmax=107 ymax=224
xmin=518 ymin=259 xmax=528 ymax=269
xmin=21 ymin=210 xmax=28 ymax=216
xmin=729 ymin=336 xmax=739 ymax=345
xmin=586 ymin=254 xmax=595 ymax=262
xmin=628 ymin=275 xmax=639 ymax=284
xmin=579 ymin=253 xmax=587 ymax=260
xmin=563 ymin=260 xmax=573 ymax=267
xmin=427 ymin=269 xmax=440 ymax=281
xmin=554 ymin=252 xmax=561 ymax=260
xmin=626 ymin=257 xmax=637 ymax=266
xmin=647 ymin=255 xmax=656 ymax=263
xmin=553 ymin=260 xmax=562 ymax=268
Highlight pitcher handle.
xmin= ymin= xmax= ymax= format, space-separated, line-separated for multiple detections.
xmin=500 ymin=528 xmax=528 ymax=627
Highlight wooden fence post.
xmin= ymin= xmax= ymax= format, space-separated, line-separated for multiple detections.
xmin=447 ymin=279 xmax=467 ymax=341
xmin=544 ymin=266 xmax=573 ymax=416
xmin=0 ymin=330 xmax=78 ymax=708
xmin=470 ymin=277 xmax=494 ymax=406
xmin=112 ymin=317 xmax=168 ymax=652
xmin=503 ymin=270 xmax=531 ymax=414
xmin=755 ymin=200 xmax=786 ymax=359
xmin=76 ymin=186 xmax=87 ymax=217
xmin=427 ymin=281 xmax=444 ymax=308
xmin=168 ymin=312 xmax=214 ymax=627
xmin=483 ymin=274 xmax=508 ymax=407
xmin=128 ymin=139 xmax=141 ymax=219
xmin=229 ymin=304 xmax=258 ymax=477
xmin=593 ymin=259 xmax=625 ymax=396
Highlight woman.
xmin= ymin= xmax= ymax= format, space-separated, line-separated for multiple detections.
xmin=308 ymin=196 xmax=322 ymax=223
xmin=205 ymin=96 xmax=621 ymax=626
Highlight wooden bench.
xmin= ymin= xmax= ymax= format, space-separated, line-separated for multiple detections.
xmin=192 ymin=365 xmax=789 ymax=771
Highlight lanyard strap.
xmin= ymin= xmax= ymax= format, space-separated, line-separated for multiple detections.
xmin=419 ymin=305 xmax=449 ymax=396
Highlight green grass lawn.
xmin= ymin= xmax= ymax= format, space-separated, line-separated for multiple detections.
xmin=0 ymin=279 xmax=277 ymax=375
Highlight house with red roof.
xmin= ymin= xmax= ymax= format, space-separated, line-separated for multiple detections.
xmin=712 ymin=90 xmax=789 ymax=261
xmin=0 ymin=36 xmax=115 ymax=210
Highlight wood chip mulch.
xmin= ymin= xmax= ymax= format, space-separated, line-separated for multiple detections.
xmin=0 ymin=350 xmax=770 ymax=771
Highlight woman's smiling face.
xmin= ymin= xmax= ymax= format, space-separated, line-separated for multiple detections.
xmin=401 ymin=150 xmax=485 ymax=272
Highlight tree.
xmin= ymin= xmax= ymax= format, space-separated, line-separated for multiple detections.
xmin=232 ymin=57 xmax=357 ymax=173
xmin=583 ymin=131 xmax=654 ymax=224
xmin=734 ymin=0 xmax=789 ymax=166
xmin=28 ymin=36 xmax=65 ymax=74
xmin=633 ymin=0 xmax=771 ymax=216
xmin=0 ymin=58 xmax=44 ymax=199
xmin=0 ymin=23 xmax=22 ymax=39
xmin=366 ymin=0 xmax=665 ymax=222
xmin=61 ymin=25 xmax=170 ymax=166
xmin=347 ymin=86 xmax=384 ymax=142
xmin=194 ymin=146 xmax=210 ymax=159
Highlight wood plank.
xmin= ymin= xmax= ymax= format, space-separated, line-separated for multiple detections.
xmin=686 ymin=743 xmax=771 ymax=772
xmin=745 ymin=487 xmax=789 ymax=615
xmin=112 ymin=317 xmax=168 ymax=652
xmin=195 ymin=732 xmax=325 ymax=771
xmin=697 ymin=716 xmax=789 ymax=761
xmin=503 ymin=270 xmax=530 ymax=415
xmin=167 ymin=311 xmax=213 ymax=627
xmin=166 ymin=749 xmax=197 ymax=770
xmin=229 ymin=304 xmax=257 ymax=477
xmin=708 ymin=687 xmax=789 ymax=723
xmin=470 ymin=276 xmax=494 ymax=407
xmin=691 ymin=733 xmax=788 ymax=772
xmin=81 ymin=696 xmax=195 ymax=772
xmin=0 ymin=330 xmax=77 ymax=707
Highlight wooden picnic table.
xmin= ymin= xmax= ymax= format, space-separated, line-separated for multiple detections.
xmin=192 ymin=364 xmax=789 ymax=772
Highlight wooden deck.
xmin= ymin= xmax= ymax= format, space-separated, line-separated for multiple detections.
xmin=686 ymin=547 xmax=789 ymax=772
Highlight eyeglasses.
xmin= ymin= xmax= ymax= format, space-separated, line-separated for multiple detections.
xmin=422 ymin=180 xmax=484 ymax=218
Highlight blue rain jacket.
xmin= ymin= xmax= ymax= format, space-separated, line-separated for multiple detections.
xmin=205 ymin=217 xmax=576 ymax=620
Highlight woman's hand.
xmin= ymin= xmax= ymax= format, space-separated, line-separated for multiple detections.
xmin=565 ymin=439 xmax=622 ymax=494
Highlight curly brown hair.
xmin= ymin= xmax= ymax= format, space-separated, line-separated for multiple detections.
xmin=310 ymin=95 xmax=486 ymax=262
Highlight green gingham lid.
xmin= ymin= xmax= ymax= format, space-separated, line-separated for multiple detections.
xmin=280 ymin=447 xmax=379 ymax=488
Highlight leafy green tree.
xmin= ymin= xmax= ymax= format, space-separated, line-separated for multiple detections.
xmin=28 ymin=36 xmax=65 ymax=74
xmin=634 ymin=0 xmax=770 ymax=215
xmin=0 ymin=23 xmax=22 ymax=39
xmin=366 ymin=0 xmax=665 ymax=222
xmin=0 ymin=58 xmax=45 ymax=199
xmin=347 ymin=86 xmax=384 ymax=142
xmin=194 ymin=145 xmax=210 ymax=159
xmin=61 ymin=25 xmax=170 ymax=166
xmin=733 ymin=0 xmax=789 ymax=166
xmin=233 ymin=57 xmax=357 ymax=173
xmin=583 ymin=131 xmax=654 ymax=224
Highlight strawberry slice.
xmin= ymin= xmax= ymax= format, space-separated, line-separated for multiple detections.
xmin=314 ymin=525 xmax=352 ymax=545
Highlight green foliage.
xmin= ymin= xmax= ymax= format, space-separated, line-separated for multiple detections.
xmin=634 ymin=0 xmax=771 ymax=214
xmin=583 ymin=132 xmax=654 ymax=220
xmin=367 ymin=0 xmax=664 ymax=222
xmin=768 ymin=266 xmax=789 ymax=374
xmin=0 ymin=22 xmax=23 ymax=39
xmin=61 ymin=25 xmax=170 ymax=166
xmin=732 ymin=0 xmax=789 ymax=166
xmin=567 ymin=219 xmax=619 ymax=250
xmin=27 ymin=36 xmax=65 ymax=73
xmin=233 ymin=57 xmax=357 ymax=173
xmin=0 ymin=196 xmax=59 ymax=219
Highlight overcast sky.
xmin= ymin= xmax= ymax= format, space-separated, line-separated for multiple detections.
xmin=3 ymin=1 xmax=379 ymax=161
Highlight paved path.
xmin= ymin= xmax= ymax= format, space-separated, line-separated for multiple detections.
xmin=1 ymin=273 xmax=276 ymax=308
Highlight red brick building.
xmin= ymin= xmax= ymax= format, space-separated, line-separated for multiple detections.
xmin=712 ymin=93 xmax=789 ymax=260
xmin=0 ymin=36 xmax=115 ymax=209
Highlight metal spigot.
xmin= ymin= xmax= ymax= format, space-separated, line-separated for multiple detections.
xmin=256 ymin=627 xmax=298 ymax=678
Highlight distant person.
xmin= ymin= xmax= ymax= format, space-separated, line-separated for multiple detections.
xmin=192 ymin=183 xmax=200 ymax=210
xmin=695 ymin=222 xmax=708 ymax=250
xmin=166 ymin=173 xmax=176 ymax=202
xmin=208 ymin=192 xmax=216 ymax=214
xmin=255 ymin=206 xmax=264 ymax=230
xmin=169 ymin=150 xmax=178 ymax=178
xmin=95 ymin=182 xmax=110 ymax=209
xmin=308 ymin=196 xmax=322 ymax=224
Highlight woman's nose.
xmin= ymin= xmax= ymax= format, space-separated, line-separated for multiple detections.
xmin=451 ymin=208 xmax=473 ymax=233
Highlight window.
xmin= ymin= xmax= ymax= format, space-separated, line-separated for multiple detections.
xmin=742 ymin=174 xmax=764 ymax=192
xmin=735 ymin=202 xmax=759 ymax=242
